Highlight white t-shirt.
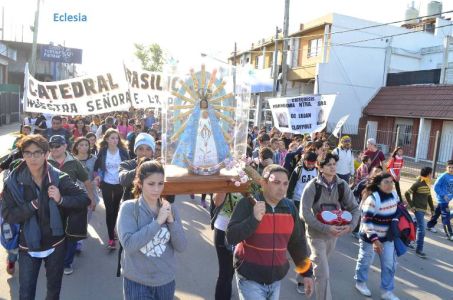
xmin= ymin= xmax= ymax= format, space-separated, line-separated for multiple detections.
xmin=293 ymin=167 xmax=318 ymax=202
xmin=104 ymin=149 xmax=121 ymax=184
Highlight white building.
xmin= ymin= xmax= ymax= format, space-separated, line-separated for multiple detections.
xmin=232 ymin=6 xmax=453 ymax=133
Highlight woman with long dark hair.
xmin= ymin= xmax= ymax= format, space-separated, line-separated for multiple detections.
xmin=387 ymin=147 xmax=404 ymax=201
xmin=117 ymin=116 xmax=130 ymax=139
xmin=86 ymin=132 xmax=98 ymax=156
xmin=354 ymin=172 xmax=400 ymax=300
xmin=117 ymin=160 xmax=186 ymax=300
xmin=94 ymin=128 xmax=130 ymax=249
xmin=72 ymin=118 xmax=88 ymax=140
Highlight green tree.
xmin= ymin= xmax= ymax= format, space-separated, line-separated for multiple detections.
xmin=134 ymin=43 xmax=165 ymax=72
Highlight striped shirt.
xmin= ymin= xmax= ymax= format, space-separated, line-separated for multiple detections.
xmin=360 ymin=190 xmax=398 ymax=243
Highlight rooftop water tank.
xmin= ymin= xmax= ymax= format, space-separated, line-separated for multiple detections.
xmin=405 ymin=2 xmax=419 ymax=24
xmin=427 ymin=1 xmax=442 ymax=18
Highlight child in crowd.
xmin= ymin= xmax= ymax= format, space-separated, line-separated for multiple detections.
xmin=405 ymin=167 xmax=434 ymax=258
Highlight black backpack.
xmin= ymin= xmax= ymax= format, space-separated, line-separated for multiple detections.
xmin=312 ymin=179 xmax=345 ymax=208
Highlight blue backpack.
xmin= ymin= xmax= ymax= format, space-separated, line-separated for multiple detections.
xmin=0 ymin=203 xmax=20 ymax=251
xmin=1 ymin=178 xmax=23 ymax=251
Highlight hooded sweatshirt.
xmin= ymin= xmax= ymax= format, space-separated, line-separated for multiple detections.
xmin=300 ymin=175 xmax=360 ymax=239
xmin=117 ymin=197 xmax=187 ymax=287
xmin=433 ymin=172 xmax=453 ymax=204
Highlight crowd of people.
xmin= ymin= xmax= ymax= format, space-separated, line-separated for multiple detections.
xmin=0 ymin=111 xmax=452 ymax=300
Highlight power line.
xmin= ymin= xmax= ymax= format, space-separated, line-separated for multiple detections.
xmin=333 ymin=23 xmax=453 ymax=46
xmin=233 ymin=23 xmax=453 ymax=54
xmin=234 ymin=9 xmax=453 ymax=55
xmin=282 ymin=9 xmax=453 ymax=41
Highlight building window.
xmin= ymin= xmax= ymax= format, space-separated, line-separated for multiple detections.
xmin=255 ymin=56 xmax=259 ymax=68
xmin=308 ymin=38 xmax=323 ymax=58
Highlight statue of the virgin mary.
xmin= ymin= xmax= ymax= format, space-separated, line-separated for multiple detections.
xmin=171 ymin=89 xmax=231 ymax=175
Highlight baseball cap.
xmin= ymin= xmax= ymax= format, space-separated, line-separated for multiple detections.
xmin=49 ymin=135 xmax=66 ymax=147
xmin=367 ymin=138 xmax=376 ymax=145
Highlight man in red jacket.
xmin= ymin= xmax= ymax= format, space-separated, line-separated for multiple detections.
xmin=227 ymin=164 xmax=314 ymax=299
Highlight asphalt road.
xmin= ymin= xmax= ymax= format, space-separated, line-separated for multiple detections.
xmin=0 ymin=125 xmax=452 ymax=300
xmin=0 ymin=194 xmax=452 ymax=300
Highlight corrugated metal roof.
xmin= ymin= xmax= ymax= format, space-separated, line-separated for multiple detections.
xmin=363 ymin=85 xmax=453 ymax=120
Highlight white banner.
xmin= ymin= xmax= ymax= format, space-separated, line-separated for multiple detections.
xmin=268 ymin=94 xmax=336 ymax=134
xmin=22 ymin=64 xmax=182 ymax=115
xmin=123 ymin=64 xmax=180 ymax=109
xmin=332 ymin=114 xmax=350 ymax=138
xmin=23 ymin=65 xmax=132 ymax=115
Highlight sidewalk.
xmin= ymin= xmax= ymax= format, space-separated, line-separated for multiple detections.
xmin=0 ymin=122 xmax=20 ymax=161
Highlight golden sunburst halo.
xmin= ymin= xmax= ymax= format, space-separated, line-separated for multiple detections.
xmin=170 ymin=65 xmax=235 ymax=143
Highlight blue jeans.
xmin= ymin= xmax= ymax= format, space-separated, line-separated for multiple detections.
xmin=427 ymin=203 xmax=452 ymax=236
xmin=64 ymin=240 xmax=78 ymax=268
xmin=414 ymin=211 xmax=426 ymax=252
xmin=354 ymin=240 xmax=397 ymax=292
xmin=7 ymin=248 xmax=18 ymax=262
xmin=18 ymin=242 xmax=66 ymax=300
xmin=123 ymin=277 xmax=175 ymax=300
xmin=236 ymin=274 xmax=281 ymax=300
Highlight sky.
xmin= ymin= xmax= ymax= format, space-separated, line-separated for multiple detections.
xmin=1 ymin=0 xmax=453 ymax=74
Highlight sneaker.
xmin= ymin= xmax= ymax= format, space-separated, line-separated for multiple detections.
xmin=407 ymin=242 xmax=415 ymax=249
xmin=107 ymin=239 xmax=116 ymax=250
xmin=381 ymin=291 xmax=399 ymax=300
xmin=64 ymin=266 xmax=74 ymax=275
xmin=427 ymin=227 xmax=437 ymax=233
xmin=6 ymin=260 xmax=15 ymax=275
xmin=355 ymin=282 xmax=371 ymax=297
xmin=415 ymin=250 xmax=427 ymax=258
xmin=449 ymin=235 xmax=453 ymax=241
xmin=296 ymin=282 xmax=305 ymax=294
xmin=351 ymin=232 xmax=360 ymax=239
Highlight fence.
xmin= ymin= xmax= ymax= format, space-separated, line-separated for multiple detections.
xmin=326 ymin=124 xmax=452 ymax=178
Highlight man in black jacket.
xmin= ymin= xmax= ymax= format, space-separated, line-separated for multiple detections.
xmin=119 ymin=133 xmax=155 ymax=202
xmin=1 ymin=134 xmax=89 ymax=300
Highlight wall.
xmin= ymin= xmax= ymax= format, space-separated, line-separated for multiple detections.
xmin=318 ymin=13 xmax=450 ymax=133
xmin=297 ymin=27 xmax=326 ymax=67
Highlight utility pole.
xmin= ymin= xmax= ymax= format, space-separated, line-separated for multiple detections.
xmin=272 ymin=26 xmax=280 ymax=97
xmin=280 ymin=0 xmax=290 ymax=96
xmin=233 ymin=42 xmax=237 ymax=95
xmin=30 ymin=0 xmax=41 ymax=76
xmin=440 ymin=35 xmax=452 ymax=84
xmin=1 ymin=7 xmax=4 ymax=40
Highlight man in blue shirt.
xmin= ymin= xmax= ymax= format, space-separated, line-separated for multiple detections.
xmin=427 ymin=160 xmax=453 ymax=240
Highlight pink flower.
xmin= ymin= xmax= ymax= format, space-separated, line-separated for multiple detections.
xmin=234 ymin=181 xmax=241 ymax=187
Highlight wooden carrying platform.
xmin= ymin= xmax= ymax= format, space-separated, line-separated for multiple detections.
xmin=162 ymin=165 xmax=249 ymax=195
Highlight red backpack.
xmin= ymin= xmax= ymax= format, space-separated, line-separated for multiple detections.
xmin=396 ymin=203 xmax=416 ymax=243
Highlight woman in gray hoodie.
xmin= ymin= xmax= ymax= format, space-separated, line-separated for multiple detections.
xmin=116 ymin=160 xmax=187 ymax=300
